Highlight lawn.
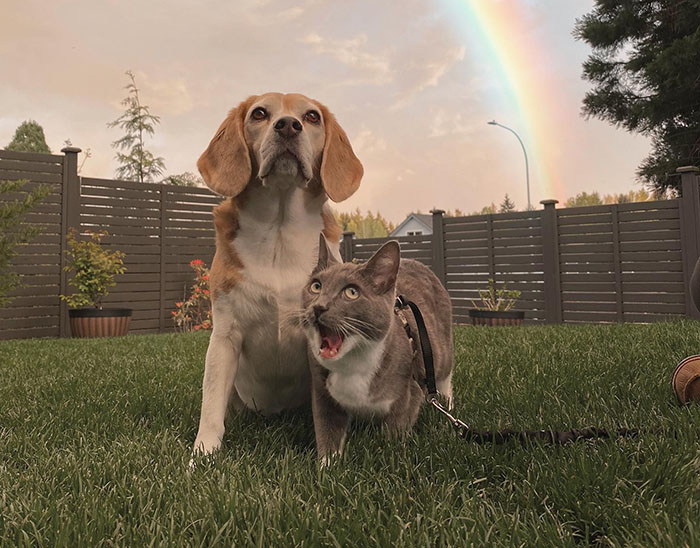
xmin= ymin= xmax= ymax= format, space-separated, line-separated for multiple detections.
xmin=1 ymin=322 xmax=700 ymax=547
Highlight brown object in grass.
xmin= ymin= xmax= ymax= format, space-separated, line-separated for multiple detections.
xmin=468 ymin=309 xmax=525 ymax=326
xmin=672 ymin=355 xmax=700 ymax=404
xmin=68 ymin=308 xmax=132 ymax=338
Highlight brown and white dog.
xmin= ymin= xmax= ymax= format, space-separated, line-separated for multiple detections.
xmin=192 ymin=93 xmax=363 ymax=457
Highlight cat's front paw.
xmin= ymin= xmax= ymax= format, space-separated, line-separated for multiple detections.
xmin=319 ymin=450 xmax=343 ymax=468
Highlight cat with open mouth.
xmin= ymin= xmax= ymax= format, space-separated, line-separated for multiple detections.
xmin=300 ymin=235 xmax=454 ymax=462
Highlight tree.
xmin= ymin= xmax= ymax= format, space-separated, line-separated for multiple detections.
xmin=602 ymin=188 xmax=655 ymax=204
xmin=470 ymin=202 xmax=497 ymax=216
xmin=565 ymin=191 xmax=603 ymax=208
xmin=0 ymin=179 xmax=50 ymax=306
xmin=108 ymin=70 xmax=166 ymax=183
xmin=6 ymin=120 xmax=51 ymax=154
xmin=499 ymin=194 xmax=516 ymax=213
xmin=334 ymin=209 xmax=395 ymax=238
xmin=575 ymin=1 xmax=700 ymax=195
xmin=163 ymin=172 xmax=205 ymax=187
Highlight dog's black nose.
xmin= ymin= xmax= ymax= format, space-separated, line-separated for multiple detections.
xmin=313 ymin=305 xmax=327 ymax=320
xmin=274 ymin=116 xmax=302 ymax=138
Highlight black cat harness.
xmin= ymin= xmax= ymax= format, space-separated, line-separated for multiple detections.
xmin=394 ymin=295 xmax=639 ymax=445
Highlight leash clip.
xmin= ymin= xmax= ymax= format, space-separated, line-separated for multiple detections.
xmin=428 ymin=395 xmax=470 ymax=438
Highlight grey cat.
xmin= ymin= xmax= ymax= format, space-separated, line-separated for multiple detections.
xmin=300 ymin=235 xmax=454 ymax=462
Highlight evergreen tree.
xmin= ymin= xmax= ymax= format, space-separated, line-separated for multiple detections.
xmin=575 ymin=1 xmax=700 ymax=194
xmin=163 ymin=172 xmax=204 ymax=187
xmin=499 ymin=194 xmax=516 ymax=213
xmin=6 ymin=120 xmax=51 ymax=154
xmin=108 ymin=70 xmax=166 ymax=183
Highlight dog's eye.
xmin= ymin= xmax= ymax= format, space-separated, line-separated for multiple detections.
xmin=310 ymin=280 xmax=322 ymax=294
xmin=343 ymin=286 xmax=360 ymax=300
xmin=251 ymin=107 xmax=268 ymax=121
xmin=304 ymin=110 xmax=320 ymax=124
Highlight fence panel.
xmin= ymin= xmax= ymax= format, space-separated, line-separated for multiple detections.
xmin=1 ymin=149 xmax=699 ymax=339
xmin=0 ymin=150 xmax=64 ymax=340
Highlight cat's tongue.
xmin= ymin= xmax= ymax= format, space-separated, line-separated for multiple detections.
xmin=319 ymin=330 xmax=343 ymax=359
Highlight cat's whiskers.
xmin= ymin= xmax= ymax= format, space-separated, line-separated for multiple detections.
xmin=280 ymin=308 xmax=307 ymax=328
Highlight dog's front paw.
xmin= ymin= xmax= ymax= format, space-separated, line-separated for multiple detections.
xmin=189 ymin=433 xmax=222 ymax=471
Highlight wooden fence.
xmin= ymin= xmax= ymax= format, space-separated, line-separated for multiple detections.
xmin=1 ymin=148 xmax=699 ymax=339
xmin=0 ymin=148 xmax=219 ymax=339
xmin=344 ymin=170 xmax=700 ymax=325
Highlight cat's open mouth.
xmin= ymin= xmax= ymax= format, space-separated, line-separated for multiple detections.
xmin=318 ymin=325 xmax=344 ymax=359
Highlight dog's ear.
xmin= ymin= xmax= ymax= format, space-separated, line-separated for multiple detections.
xmin=314 ymin=232 xmax=339 ymax=273
xmin=317 ymin=103 xmax=363 ymax=203
xmin=361 ymin=240 xmax=400 ymax=294
xmin=197 ymin=96 xmax=257 ymax=197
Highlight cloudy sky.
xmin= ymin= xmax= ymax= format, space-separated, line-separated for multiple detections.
xmin=1 ymin=0 xmax=651 ymax=222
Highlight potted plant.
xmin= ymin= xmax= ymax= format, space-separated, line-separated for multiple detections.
xmin=60 ymin=228 xmax=130 ymax=337
xmin=468 ymin=278 xmax=524 ymax=326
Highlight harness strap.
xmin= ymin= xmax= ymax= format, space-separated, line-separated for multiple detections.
xmin=395 ymin=295 xmax=437 ymax=396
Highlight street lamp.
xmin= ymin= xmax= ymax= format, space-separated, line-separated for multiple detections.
xmin=487 ymin=120 xmax=531 ymax=210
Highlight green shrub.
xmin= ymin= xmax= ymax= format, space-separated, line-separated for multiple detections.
xmin=60 ymin=229 xmax=126 ymax=309
xmin=472 ymin=278 xmax=521 ymax=311
xmin=0 ymin=179 xmax=50 ymax=306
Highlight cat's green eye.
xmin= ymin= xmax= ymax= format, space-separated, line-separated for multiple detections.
xmin=310 ymin=280 xmax=322 ymax=294
xmin=343 ymin=286 xmax=360 ymax=300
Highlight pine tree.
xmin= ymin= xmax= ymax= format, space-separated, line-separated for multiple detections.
xmin=6 ymin=120 xmax=51 ymax=154
xmin=499 ymin=194 xmax=516 ymax=213
xmin=108 ymin=70 xmax=166 ymax=183
xmin=575 ymin=1 xmax=700 ymax=194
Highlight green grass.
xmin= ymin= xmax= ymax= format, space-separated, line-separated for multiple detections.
xmin=1 ymin=322 xmax=700 ymax=547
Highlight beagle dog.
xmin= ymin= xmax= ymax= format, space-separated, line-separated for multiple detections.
xmin=192 ymin=93 xmax=363 ymax=457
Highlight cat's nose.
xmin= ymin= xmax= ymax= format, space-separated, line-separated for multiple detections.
xmin=313 ymin=305 xmax=327 ymax=320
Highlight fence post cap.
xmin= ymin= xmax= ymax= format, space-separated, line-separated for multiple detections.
xmin=431 ymin=209 xmax=445 ymax=215
xmin=676 ymin=166 xmax=700 ymax=173
xmin=540 ymin=199 xmax=559 ymax=207
xmin=342 ymin=231 xmax=355 ymax=237
xmin=61 ymin=146 xmax=82 ymax=154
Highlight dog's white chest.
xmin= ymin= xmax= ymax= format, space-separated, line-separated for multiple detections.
xmin=218 ymin=186 xmax=335 ymax=413
xmin=234 ymin=187 xmax=326 ymax=296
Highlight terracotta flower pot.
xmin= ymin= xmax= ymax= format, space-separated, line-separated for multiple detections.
xmin=468 ymin=309 xmax=525 ymax=326
xmin=68 ymin=308 xmax=132 ymax=338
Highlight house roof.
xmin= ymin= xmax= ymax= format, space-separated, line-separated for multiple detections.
xmin=390 ymin=213 xmax=433 ymax=236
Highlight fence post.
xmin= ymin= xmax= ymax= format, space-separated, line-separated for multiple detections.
xmin=678 ymin=166 xmax=700 ymax=319
xmin=611 ymin=204 xmax=623 ymax=322
xmin=59 ymin=147 xmax=81 ymax=338
xmin=159 ymin=187 xmax=167 ymax=332
xmin=341 ymin=231 xmax=355 ymax=262
xmin=431 ymin=209 xmax=447 ymax=287
xmin=540 ymin=199 xmax=562 ymax=323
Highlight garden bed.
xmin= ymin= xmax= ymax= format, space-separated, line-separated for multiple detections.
xmin=1 ymin=322 xmax=700 ymax=547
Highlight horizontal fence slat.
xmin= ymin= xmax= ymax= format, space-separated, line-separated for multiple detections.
xmin=0 ymin=150 xmax=64 ymax=163
xmin=0 ymin=159 xmax=63 ymax=174
xmin=0 ymin=170 xmax=62 ymax=183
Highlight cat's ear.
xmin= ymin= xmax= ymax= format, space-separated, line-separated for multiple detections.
xmin=315 ymin=232 xmax=340 ymax=273
xmin=361 ymin=240 xmax=400 ymax=294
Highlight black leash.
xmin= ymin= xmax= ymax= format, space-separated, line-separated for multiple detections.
xmin=394 ymin=295 xmax=640 ymax=445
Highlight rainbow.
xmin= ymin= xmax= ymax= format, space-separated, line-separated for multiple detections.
xmin=443 ymin=0 xmax=564 ymax=203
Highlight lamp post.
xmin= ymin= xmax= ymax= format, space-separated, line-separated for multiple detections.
xmin=488 ymin=120 xmax=531 ymax=210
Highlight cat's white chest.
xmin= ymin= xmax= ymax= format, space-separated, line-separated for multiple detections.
xmin=325 ymin=340 xmax=394 ymax=416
